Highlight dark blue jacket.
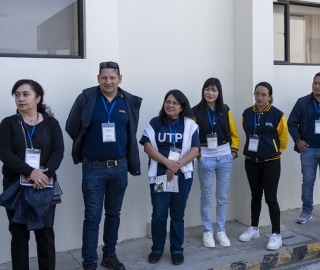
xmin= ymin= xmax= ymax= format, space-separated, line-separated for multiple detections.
xmin=288 ymin=93 xmax=313 ymax=153
xmin=0 ymin=180 xmax=54 ymax=230
xmin=242 ymin=104 xmax=288 ymax=162
xmin=65 ymin=86 xmax=142 ymax=176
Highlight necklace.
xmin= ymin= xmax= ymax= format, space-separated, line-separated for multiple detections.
xmin=169 ymin=119 xmax=179 ymax=125
xmin=21 ymin=113 xmax=38 ymax=123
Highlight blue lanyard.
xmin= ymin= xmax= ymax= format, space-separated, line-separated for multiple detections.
xmin=253 ymin=113 xmax=259 ymax=135
xmin=101 ymin=96 xmax=117 ymax=123
xmin=313 ymin=98 xmax=320 ymax=119
xmin=207 ymin=107 xmax=216 ymax=133
xmin=20 ymin=113 xmax=39 ymax=149
xmin=168 ymin=118 xmax=180 ymax=147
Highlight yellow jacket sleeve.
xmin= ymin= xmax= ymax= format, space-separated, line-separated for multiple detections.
xmin=228 ymin=109 xmax=240 ymax=152
xmin=277 ymin=114 xmax=289 ymax=153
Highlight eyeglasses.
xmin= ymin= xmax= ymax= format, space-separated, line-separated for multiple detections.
xmin=165 ymin=100 xmax=180 ymax=106
xmin=99 ymin=61 xmax=119 ymax=69
xmin=254 ymin=93 xmax=269 ymax=98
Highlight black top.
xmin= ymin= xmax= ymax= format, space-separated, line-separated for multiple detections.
xmin=0 ymin=114 xmax=64 ymax=189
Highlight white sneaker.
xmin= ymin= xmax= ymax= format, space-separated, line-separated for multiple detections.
xmin=203 ymin=231 xmax=215 ymax=247
xmin=216 ymin=231 xmax=231 ymax=247
xmin=266 ymin=233 xmax=282 ymax=250
xmin=239 ymin=226 xmax=260 ymax=242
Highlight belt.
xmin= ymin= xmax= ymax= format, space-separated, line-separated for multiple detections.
xmin=83 ymin=156 xmax=126 ymax=168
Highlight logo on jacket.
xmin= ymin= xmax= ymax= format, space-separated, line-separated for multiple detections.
xmin=265 ymin=122 xmax=273 ymax=127
xmin=119 ymin=110 xmax=126 ymax=113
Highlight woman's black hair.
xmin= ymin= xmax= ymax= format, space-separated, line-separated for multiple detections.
xmin=11 ymin=79 xmax=53 ymax=116
xmin=254 ymin=81 xmax=273 ymax=104
xmin=195 ymin=78 xmax=228 ymax=136
xmin=159 ymin=89 xmax=195 ymax=125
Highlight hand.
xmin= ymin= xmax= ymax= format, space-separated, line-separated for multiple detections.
xmin=231 ymin=152 xmax=238 ymax=159
xmin=297 ymin=140 xmax=309 ymax=154
xmin=166 ymin=169 xmax=175 ymax=181
xmin=165 ymin=159 xmax=180 ymax=174
xmin=30 ymin=168 xmax=49 ymax=189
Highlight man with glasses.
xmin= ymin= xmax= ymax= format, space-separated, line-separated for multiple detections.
xmin=66 ymin=61 xmax=142 ymax=270
xmin=288 ymin=72 xmax=320 ymax=225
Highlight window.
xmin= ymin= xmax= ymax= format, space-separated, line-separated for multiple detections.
xmin=274 ymin=1 xmax=320 ymax=64
xmin=0 ymin=0 xmax=84 ymax=58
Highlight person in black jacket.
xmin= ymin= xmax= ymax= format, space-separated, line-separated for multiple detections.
xmin=288 ymin=72 xmax=320 ymax=224
xmin=0 ymin=79 xmax=64 ymax=270
xmin=239 ymin=82 xmax=288 ymax=251
xmin=65 ymin=61 xmax=142 ymax=270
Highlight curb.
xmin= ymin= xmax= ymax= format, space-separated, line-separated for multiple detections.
xmin=214 ymin=242 xmax=320 ymax=270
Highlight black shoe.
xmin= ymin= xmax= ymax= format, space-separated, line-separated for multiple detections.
xmin=148 ymin=252 xmax=162 ymax=263
xmin=83 ymin=266 xmax=96 ymax=270
xmin=101 ymin=253 xmax=125 ymax=270
xmin=172 ymin=253 xmax=184 ymax=265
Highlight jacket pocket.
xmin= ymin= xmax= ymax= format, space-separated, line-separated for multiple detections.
xmin=272 ymin=139 xmax=279 ymax=152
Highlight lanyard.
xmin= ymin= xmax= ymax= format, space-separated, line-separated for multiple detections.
xmin=313 ymin=98 xmax=320 ymax=119
xmin=101 ymin=96 xmax=117 ymax=123
xmin=168 ymin=118 xmax=180 ymax=147
xmin=207 ymin=107 xmax=216 ymax=133
xmin=19 ymin=113 xmax=39 ymax=149
xmin=253 ymin=113 xmax=259 ymax=136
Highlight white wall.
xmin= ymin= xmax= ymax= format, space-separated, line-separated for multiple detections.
xmin=0 ymin=0 xmax=319 ymax=264
xmin=117 ymin=0 xmax=235 ymax=238
xmin=0 ymin=0 xmax=236 ymax=263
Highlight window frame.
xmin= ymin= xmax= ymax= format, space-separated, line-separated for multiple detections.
xmin=0 ymin=0 xmax=84 ymax=59
xmin=274 ymin=0 xmax=320 ymax=66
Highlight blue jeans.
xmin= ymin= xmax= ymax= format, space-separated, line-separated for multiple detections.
xmin=300 ymin=147 xmax=320 ymax=214
xmin=198 ymin=154 xmax=233 ymax=233
xmin=81 ymin=160 xmax=128 ymax=268
xmin=150 ymin=171 xmax=193 ymax=255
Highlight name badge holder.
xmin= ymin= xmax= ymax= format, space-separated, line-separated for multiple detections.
xmin=207 ymin=133 xmax=218 ymax=150
xmin=102 ymin=123 xmax=116 ymax=142
xmin=206 ymin=107 xmax=218 ymax=150
xmin=168 ymin=147 xmax=181 ymax=161
xmin=25 ymin=148 xmax=41 ymax=169
xmin=101 ymin=96 xmax=117 ymax=143
xmin=248 ymin=135 xmax=260 ymax=152
xmin=18 ymin=113 xmax=41 ymax=167
xmin=315 ymin=120 xmax=320 ymax=134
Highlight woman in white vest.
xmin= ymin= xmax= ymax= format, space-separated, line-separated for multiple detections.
xmin=140 ymin=89 xmax=200 ymax=266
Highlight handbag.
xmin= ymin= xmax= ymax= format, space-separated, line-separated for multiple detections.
xmin=52 ymin=180 xmax=63 ymax=205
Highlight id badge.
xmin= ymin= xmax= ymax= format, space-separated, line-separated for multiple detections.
xmin=102 ymin=123 xmax=116 ymax=142
xmin=315 ymin=120 xmax=320 ymax=134
xmin=168 ymin=147 xmax=181 ymax=161
xmin=25 ymin=148 xmax=41 ymax=169
xmin=207 ymin=133 xmax=218 ymax=150
xmin=248 ymin=135 xmax=260 ymax=152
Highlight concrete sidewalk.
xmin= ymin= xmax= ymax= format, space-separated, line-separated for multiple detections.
xmin=1 ymin=206 xmax=320 ymax=270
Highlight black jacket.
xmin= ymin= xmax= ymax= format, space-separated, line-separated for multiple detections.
xmin=65 ymin=86 xmax=142 ymax=176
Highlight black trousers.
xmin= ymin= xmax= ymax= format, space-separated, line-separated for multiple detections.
xmin=6 ymin=207 xmax=56 ymax=270
xmin=245 ymin=159 xmax=281 ymax=234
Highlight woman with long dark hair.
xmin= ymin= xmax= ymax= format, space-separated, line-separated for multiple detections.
xmin=192 ymin=78 xmax=240 ymax=248
xmin=0 ymin=79 xmax=64 ymax=270
xmin=140 ymin=89 xmax=200 ymax=266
